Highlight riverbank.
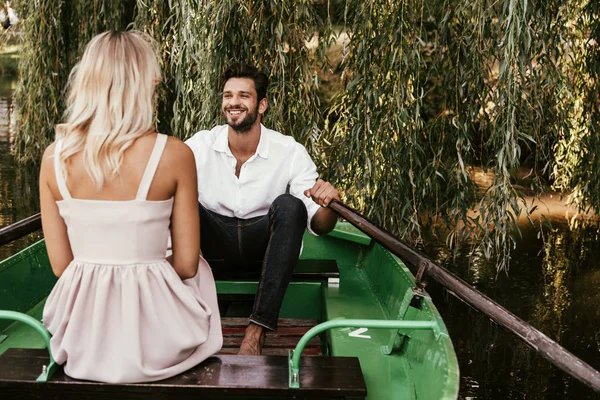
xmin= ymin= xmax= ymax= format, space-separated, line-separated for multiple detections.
xmin=0 ymin=30 xmax=20 ymax=77
xmin=470 ymin=166 xmax=597 ymax=228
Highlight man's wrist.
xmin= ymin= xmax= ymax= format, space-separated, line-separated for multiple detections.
xmin=311 ymin=207 xmax=338 ymax=235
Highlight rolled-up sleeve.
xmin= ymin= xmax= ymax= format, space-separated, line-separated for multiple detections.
xmin=288 ymin=144 xmax=321 ymax=235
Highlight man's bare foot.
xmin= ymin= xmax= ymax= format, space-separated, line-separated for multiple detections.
xmin=238 ymin=323 xmax=266 ymax=355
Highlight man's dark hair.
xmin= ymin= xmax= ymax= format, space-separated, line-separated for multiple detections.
xmin=222 ymin=62 xmax=269 ymax=101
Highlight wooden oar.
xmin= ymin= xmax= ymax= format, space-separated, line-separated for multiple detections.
xmin=328 ymin=200 xmax=600 ymax=392
xmin=0 ymin=213 xmax=41 ymax=247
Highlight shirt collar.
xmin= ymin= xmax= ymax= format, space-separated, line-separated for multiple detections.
xmin=211 ymin=124 xmax=270 ymax=159
xmin=211 ymin=125 xmax=230 ymax=155
xmin=255 ymin=124 xmax=270 ymax=159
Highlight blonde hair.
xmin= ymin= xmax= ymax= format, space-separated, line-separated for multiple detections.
xmin=56 ymin=31 xmax=161 ymax=189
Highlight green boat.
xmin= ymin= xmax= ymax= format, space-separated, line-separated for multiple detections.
xmin=0 ymin=219 xmax=459 ymax=399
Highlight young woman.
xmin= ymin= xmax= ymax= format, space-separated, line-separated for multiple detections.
xmin=39 ymin=31 xmax=222 ymax=383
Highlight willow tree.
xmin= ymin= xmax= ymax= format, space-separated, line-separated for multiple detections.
xmin=13 ymin=0 xmax=132 ymax=161
xmin=11 ymin=0 xmax=600 ymax=270
xmin=552 ymin=1 xmax=600 ymax=225
xmin=323 ymin=0 xmax=594 ymax=269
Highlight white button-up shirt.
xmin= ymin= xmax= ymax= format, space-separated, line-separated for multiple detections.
xmin=185 ymin=124 xmax=321 ymax=235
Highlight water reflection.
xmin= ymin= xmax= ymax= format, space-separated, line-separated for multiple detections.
xmin=0 ymin=76 xmax=41 ymax=259
xmin=422 ymin=223 xmax=600 ymax=399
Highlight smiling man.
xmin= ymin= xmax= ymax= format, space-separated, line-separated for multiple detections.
xmin=185 ymin=62 xmax=340 ymax=355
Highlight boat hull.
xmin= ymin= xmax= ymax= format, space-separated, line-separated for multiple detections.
xmin=0 ymin=222 xmax=459 ymax=399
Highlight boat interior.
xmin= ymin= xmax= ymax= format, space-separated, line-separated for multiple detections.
xmin=0 ymin=223 xmax=459 ymax=399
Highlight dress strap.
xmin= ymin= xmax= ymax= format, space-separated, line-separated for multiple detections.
xmin=136 ymin=134 xmax=168 ymax=200
xmin=53 ymin=139 xmax=72 ymax=200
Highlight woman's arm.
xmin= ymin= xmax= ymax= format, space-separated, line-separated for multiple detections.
xmin=39 ymin=144 xmax=73 ymax=277
xmin=168 ymin=139 xmax=201 ymax=280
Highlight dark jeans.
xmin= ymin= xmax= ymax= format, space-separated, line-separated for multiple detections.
xmin=199 ymin=194 xmax=308 ymax=331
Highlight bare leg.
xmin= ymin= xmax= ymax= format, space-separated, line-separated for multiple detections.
xmin=238 ymin=322 xmax=266 ymax=355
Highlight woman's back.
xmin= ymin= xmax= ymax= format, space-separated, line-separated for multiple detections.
xmin=42 ymin=134 xmax=223 ymax=383
xmin=51 ymin=133 xmax=174 ymax=264
xmin=39 ymin=30 xmax=222 ymax=384
xmin=41 ymin=132 xmax=201 ymax=279
xmin=58 ymin=133 xmax=175 ymax=202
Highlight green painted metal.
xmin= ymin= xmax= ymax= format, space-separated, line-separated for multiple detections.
xmin=0 ymin=310 xmax=57 ymax=382
xmin=0 ymin=240 xmax=56 ymax=330
xmin=216 ymin=281 xmax=323 ymax=320
xmin=300 ymin=227 xmax=367 ymax=269
xmin=288 ymin=319 xmax=439 ymax=388
xmin=326 ymin=225 xmax=372 ymax=245
xmin=0 ymin=222 xmax=460 ymax=399
xmin=0 ymin=299 xmax=47 ymax=356
xmin=381 ymin=287 xmax=430 ymax=355
xmin=316 ymin=225 xmax=459 ymax=400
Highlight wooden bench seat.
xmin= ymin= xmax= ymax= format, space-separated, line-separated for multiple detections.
xmin=293 ymin=259 xmax=340 ymax=280
xmin=0 ymin=348 xmax=366 ymax=399
xmin=211 ymin=259 xmax=340 ymax=281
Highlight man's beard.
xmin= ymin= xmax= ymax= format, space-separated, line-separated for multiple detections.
xmin=223 ymin=106 xmax=259 ymax=133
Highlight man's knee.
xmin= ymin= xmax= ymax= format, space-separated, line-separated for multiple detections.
xmin=270 ymin=194 xmax=308 ymax=224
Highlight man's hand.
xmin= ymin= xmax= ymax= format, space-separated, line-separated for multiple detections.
xmin=304 ymin=179 xmax=341 ymax=207
xmin=304 ymin=179 xmax=341 ymax=235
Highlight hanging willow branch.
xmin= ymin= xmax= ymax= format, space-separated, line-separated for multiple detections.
xmin=553 ymin=0 xmax=600 ymax=224
xmin=12 ymin=0 xmax=66 ymax=163
xmin=321 ymin=0 xmax=583 ymax=270
xmin=324 ymin=0 xmax=427 ymax=235
xmin=13 ymin=0 xmax=131 ymax=164
xmin=11 ymin=0 xmax=600 ymax=271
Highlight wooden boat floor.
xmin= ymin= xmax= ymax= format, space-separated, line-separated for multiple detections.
xmin=0 ymin=308 xmax=322 ymax=357
xmin=219 ymin=317 xmax=323 ymax=356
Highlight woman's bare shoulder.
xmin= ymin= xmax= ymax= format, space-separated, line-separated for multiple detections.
xmin=39 ymin=142 xmax=57 ymax=175
xmin=162 ymin=135 xmax=195 ymax=169
xmin=41 ymin=142 xmax=56 ymax=160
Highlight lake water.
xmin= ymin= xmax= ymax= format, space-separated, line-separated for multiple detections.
xmin=0 ymin=77 xmax=41 ymax=260
xmin=421 ymin=223 xmax=600 ymax=399
xmin=1 ymin=77 xmax=599 ymax=399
